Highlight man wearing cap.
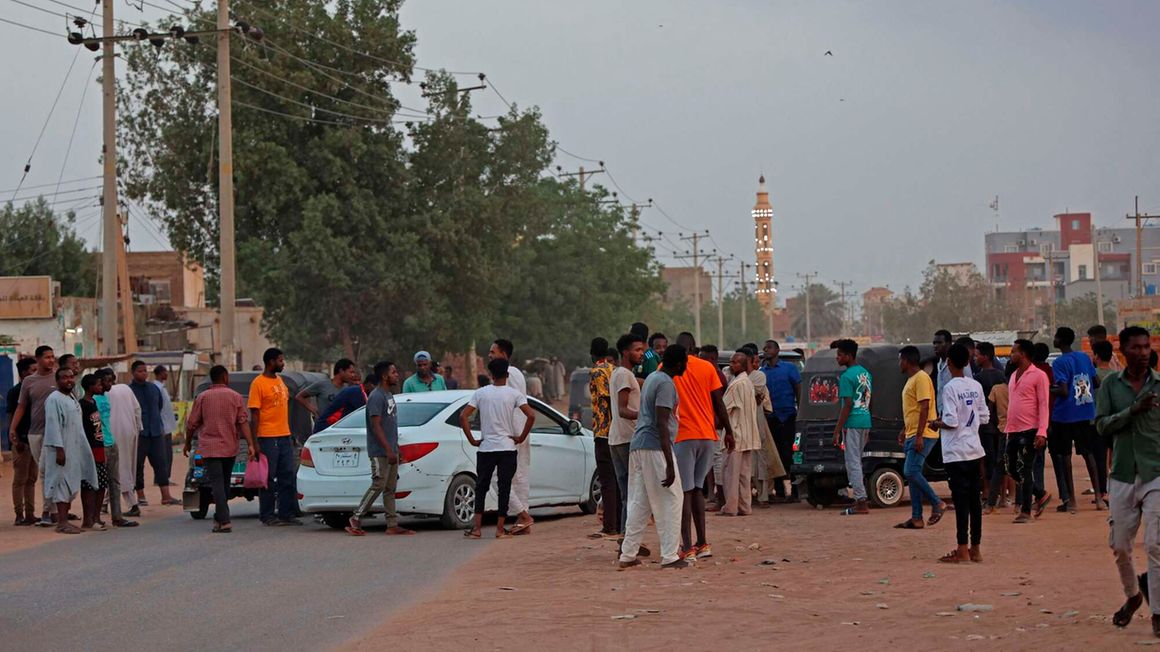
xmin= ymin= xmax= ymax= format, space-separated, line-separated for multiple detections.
xmin=403 ymin=351 xmax=447 ymax=393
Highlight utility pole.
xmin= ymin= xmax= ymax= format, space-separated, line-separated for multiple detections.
xmin=797 ymin=272 xmax=817 ymax=344
xmin=709 ymin=255 xmax=736 ymax=347
xmin=678 ymin=231 xmax=712 ymax=344
xmin=1093 ymin=222 xmax=1105 ymax=326
xmin=556 ymin=163 xmax=605 ymax=192
xmin=738 ymin=261 xmax=750 ymax=339
xmin=1047 ymin=248 xmax=1057 ymax=335
xmin=834 ymin=279 xmax=853 ymax=336
xmin=217 ymin=0 xmax=237 ymax=370
xmin=99 ymin=0 xmax=118 ymax=356
xmin=1127 ymin=196 xmax=1160 ymax=298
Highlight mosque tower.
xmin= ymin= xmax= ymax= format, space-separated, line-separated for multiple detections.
xmin=753 ymin=174 xmax=777 ymax=311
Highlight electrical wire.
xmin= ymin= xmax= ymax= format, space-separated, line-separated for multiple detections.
xmin=244 ymin=4 xmax=480 ymax=76
xmin=8 ymin=0 xmax=73 ymax=22
xmin=0 ymin=15 xmax=61 ymax=37
xmin=233 ymin=77 xmax=414 ymax=124
xmin=0 ymin=175 xmax=100 ymax=195
xmin=231 ymin=55 xmax=428 ymax=119
xmin=9 ymin=185 xmax=103 ymax=203
xmin=233 ymin=99 xmax=399 ymax=127
xmin=51 ymin=58 xmax=99 ymax=211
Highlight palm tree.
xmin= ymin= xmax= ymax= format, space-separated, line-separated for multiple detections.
xmin=789 ymin=283 xmax=844 ymax=341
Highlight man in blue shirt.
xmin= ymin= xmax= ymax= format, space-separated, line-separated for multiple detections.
xmin=761 ymin=340 xmax=801 ymax=502
xmin=129 ymin=361 xmax=178 ymax=507
xmin=1050 ymin=326 xmax=1100 ymax=513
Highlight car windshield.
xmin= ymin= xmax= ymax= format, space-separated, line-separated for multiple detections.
xmin=330 ymin=402 xmax=450 ymax=429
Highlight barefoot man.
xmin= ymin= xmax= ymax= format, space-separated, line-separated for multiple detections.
xmin=43 ymin=368 xmax=97 ymax=535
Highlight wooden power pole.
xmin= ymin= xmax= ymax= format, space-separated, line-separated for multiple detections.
xmin=217 ymin=0 xmax=237 ymax=369
xmin=100 ymin=0 xmax=119 ymax=355
xmin=1128 ymin=196 xmax=1160 ymax=298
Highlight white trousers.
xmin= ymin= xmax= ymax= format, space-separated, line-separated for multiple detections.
xmin=1109 ymin=475 xmax=1160 ymax=614
xmin=619 ymin=449 xmax=684 ymax=565
xmin=493 ymin=438 xmax=532 ymax=516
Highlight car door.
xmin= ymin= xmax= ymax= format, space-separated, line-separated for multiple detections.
xmin=527 ymin=399 xmax=585 ymax=503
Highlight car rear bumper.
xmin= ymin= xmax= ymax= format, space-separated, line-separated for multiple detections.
xmin=296 ymin=465 xmax=450 ymax=517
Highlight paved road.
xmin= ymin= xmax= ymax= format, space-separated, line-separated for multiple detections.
xmin=0 ymin=502 xmax=490 ymax=651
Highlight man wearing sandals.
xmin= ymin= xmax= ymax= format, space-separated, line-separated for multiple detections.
xmin=1098 ymin=326 xmax=1160 ymax=636
xmin=1006 ymin=339 xmax=1053 ymax=524
xmin=347 ymin=362 xmax=416 ymax=537
xmin=42 ymin=367 xmax=97 ymax=535
xmin=930 ymin=344 xmax=988 ymax=563
xmin=895 ymin=346 xmax=949 ymax=530
xmin=460 ymin=358 xmax=535 ymax=540
xmin=184 ymin=365 xmax=257 ymax=533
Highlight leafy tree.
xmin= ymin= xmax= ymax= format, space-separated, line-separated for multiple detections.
xmin=788 ymin=283 xmax=844 ymax=341
xmin=0 ymin=199 xmax=96 ymax=297
xmin=1039 ymin=293 xmax=1117 ymax=333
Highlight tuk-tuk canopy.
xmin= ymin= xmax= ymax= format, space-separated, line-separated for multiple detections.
xmin=797 ymin=343 xmax=935 ymax=424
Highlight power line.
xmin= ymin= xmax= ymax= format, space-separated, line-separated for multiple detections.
xmin=0 ymin=15 xmax=61 ymax=37
xmin=0 ymin=175 xmax=100 ymax=195
xmin=231 ymin=54 xmax=427 ymax=118
xmin=8 ymin=185 xmax=104 ymax=203
xmin=8 ymin=0 xmax=73 ymax=22
xmin=233 ymin=99 xmax=399 ymax=127
xmin=233 ymin=77 xmax=412 ymax=124
xmin=51 ymin=58 xmax=100 ymax=211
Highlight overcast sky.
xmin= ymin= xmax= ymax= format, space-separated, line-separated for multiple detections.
xmin=3 ymin=1 xmax=1159 ymax=303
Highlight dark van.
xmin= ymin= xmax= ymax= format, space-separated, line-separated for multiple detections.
xmin=790 ymin=344 xmax=947 ymax=508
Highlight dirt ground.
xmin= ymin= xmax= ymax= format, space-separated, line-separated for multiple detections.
xmin=351 ymin=462 xmax=1157 ymax=651
xmin=0 ymin=451 xmax=189 ymax=554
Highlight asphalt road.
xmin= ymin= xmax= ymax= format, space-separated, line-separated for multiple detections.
xmin=0 ymin=502 xmax=492 ymax=651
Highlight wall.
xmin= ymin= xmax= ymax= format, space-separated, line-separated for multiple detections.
xmin=182 ymin=305 xmax=274 ymax=370
xmin=0 ymin=297 xmax=99 ymax=357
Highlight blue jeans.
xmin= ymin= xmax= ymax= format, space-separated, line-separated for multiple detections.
xmin=258 ymin=436 xmax=297 ymax=522
xmin=904 ymin=437 xmax=941 ymax=521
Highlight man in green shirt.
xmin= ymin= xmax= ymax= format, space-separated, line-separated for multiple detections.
xmin=402 ymin=351 xmax=447 ymax=393
xmin=833 ymin=339 xmax=872 ymax=515
xmin=1096 ymin=326 xmax=1160 ymax=636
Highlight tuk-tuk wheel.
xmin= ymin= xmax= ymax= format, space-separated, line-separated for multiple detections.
xmin=868 ymin=466 xmax=905 ymax=508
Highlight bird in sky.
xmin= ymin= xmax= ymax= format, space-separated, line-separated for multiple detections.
xmin=825 ymin=50 xmax=833 ymax=56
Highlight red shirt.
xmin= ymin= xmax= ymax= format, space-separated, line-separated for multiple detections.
xmin=187 ymin=385 xmax=249 ymax=458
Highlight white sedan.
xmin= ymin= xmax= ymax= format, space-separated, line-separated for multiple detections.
xmin=297 ymin=390 xmax=599 ymax=530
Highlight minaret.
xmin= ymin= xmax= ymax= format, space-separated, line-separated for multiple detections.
xmin=753 ymin=174 xmax=776 ymax=311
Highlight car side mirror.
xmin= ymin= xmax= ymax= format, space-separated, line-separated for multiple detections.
xmin=567 ymin=419 xmax=583 ymax=436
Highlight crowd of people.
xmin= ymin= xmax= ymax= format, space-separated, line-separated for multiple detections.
xmin=8 ymin=321 xmax=1160 ymax=636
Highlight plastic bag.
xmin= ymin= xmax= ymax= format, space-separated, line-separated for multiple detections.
xmin=243 ymin=453 xmax=269 ymax=489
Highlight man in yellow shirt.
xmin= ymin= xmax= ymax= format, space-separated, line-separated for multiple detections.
xmin=249 ymin=347 xmax=300 ymax=526
xmin=896 ymin=346 xmax=948 ymax=530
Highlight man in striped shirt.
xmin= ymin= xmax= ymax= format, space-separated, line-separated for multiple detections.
xmin=1005 ymin=339 xmax=1054 ymax=523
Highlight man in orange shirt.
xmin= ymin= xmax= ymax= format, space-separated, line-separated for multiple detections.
xmin=249 ymin=348 xmax=300 ymax=526
xmin=670 ymin=332 xmax=734 ymax=562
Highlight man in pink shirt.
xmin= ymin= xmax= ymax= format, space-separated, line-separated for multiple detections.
xmin=1004 ymin=339 xmax=1054 ymax=523
xmin=184 ymin=366 xmax=257 ymax=533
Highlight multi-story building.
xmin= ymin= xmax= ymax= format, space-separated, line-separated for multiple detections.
xmin=984 ymin=212 xmax=1152 ymax=326
xmin=861 ymin=286 xmax=894 ymax=341
xmin=660 ymin=266 xmax=713 ymax=310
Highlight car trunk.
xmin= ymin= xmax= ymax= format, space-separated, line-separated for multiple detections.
xmin=310 ymin=428 xmax=373 ymax=477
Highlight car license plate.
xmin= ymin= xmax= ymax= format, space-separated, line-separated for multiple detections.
xmin=333 ymin=451 xmax=360 ymax=468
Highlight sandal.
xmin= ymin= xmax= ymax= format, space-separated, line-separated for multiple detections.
xmin=463 ymin=530 xmax=481 ymax=539
xmin=510 ymin=521 xmax=533 ymax=535
xmin=1114 ymin=593 xmax=1144 ymax=627
xmin=969 ymin=547 xmax=983 ymax=563
xmin=56 ymin=523 xmax=83 ymax=535
xmin=345 ymin=517 xmax=367 ymax=537
xmin=894 ymin=519 xmax=924 ymax=529
xmin=938 ymin=550 xmax=966 ymax=564
xmin=928 ymin=505 xmax=946 ymax=526
xmin=495 ymin=530 xmax=511 ymax=539
xmin=212 ymin=523 xmax=232 ymax=534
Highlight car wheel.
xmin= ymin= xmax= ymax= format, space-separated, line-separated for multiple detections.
xmin=868 ymin=467 xmax=905 ymax=508
xmin=321 ymin=512 xmax=352 ymax=530
xmin=441 ymin=474 xmax=476 ymax=530
xmin=190 ymin=488 xmax=211 ymax=520
xmin=579 ymin=470 xmax=600 ymax=514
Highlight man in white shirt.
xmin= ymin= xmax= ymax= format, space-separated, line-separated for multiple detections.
xmin=932 ymin=343 xmax=989 ymax=564
xmin=610 ymin=333 xmax=646 ymax=549
xmin=459 ymin=358 xmax=535 ymax=539
xmin=488 ymin=338 xmax=534 ymax=534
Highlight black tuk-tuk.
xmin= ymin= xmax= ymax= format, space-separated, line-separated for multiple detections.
xmin=791 ymin=344 xmax=947 ymax=508
xmin=182 ymin=371 xmax=327 ymax=519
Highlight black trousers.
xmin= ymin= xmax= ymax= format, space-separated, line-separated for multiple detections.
xmin=475 ymin=451 xmax=518 ymax=515
xmin=984 ymin=430 xmax=1007 ymax=506
xmin=769 ymin=414 xmax=798 ymax=498
xmin=136 ymin=435 xmax=171 ymax=490
xmin=945 ymin=459 xmax=983 ymax=546
xmin=1006 ymin=431 xmax=1045 ymax=515
xmin=204 ymin=457 xmax=233 ymax=524
xmin=594 ymin=437 xmax=619 ymax=533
